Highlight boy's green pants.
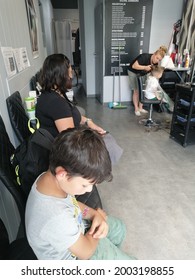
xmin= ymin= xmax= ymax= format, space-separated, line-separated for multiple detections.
xmin=90 ymin=216 xmax=136 ymax=260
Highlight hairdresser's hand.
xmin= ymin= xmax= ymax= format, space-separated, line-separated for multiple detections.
xmin=87 ymin=209 xmax=108 ymax=239
xmin=144 ymin=65 xmax=152 ymax=72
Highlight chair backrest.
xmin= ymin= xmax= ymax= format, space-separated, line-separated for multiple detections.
xmin=0 ymin=217 xmax=9 ymax=259
xmin=137 ymin=75 xmax=161 ymax=105
xmin=0 ymin=216 xmax=37 ymax=259
xmin=137 ymin=75 xmax=146 ymax=104
xmin=0 ymin=115 xmax=26 ymax=227
xmin=0 ymin=115 xmax=37 ymax=259
xmin=29 ymin=76 xmax=37 ymax=91
xmin=6 ymin=91 xmax=31 ymax=144
xmin=30 ymin=71 xmax=42 ymax=95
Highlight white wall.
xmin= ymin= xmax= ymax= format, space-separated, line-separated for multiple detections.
xmin=0 ymin=0 xmax=48 ymax=146
xmin=149 ymin=0 xmax=184 ymax=52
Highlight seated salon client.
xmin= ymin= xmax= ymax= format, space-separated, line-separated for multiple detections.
xmin=145 ymin=65 xmax=174 ymax=112
xmin=36 ymin=53 xmax=106 ymax=138
xmin=25 ymin=127 xmax=136 ymax=260
xmin=128 ymin=45 xmax=167 ymax=116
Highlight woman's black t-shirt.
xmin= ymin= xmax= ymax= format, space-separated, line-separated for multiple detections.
xmin=128 ymin=53 xmax=153 ymax=76
xmin=36 ymin=90 xmax=81 ymax=137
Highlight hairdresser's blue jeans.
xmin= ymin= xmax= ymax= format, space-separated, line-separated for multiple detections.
xmin=90 ymin=216 xmax=136 ymax=260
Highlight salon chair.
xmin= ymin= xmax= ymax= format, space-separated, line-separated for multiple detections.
xmin=137 ymin=75 xmax=162 ymax=127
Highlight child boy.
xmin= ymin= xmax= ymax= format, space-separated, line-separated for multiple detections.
xmin=25 ymin=127 xmax=135 ymax=260
xmin=145 ymin=65 xmax=174 ymax=112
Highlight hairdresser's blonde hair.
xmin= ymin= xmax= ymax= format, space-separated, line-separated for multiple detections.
xmin=155 ymin=45 xmax=167 ymax=58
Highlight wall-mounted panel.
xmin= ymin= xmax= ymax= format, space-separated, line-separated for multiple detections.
xmin=104 ymin=0 xmax=153 ymax=76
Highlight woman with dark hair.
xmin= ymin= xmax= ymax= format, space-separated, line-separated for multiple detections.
xmin=36 ymin=54 xmax=106 ymax=137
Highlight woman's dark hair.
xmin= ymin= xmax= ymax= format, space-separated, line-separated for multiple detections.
xmin=39 ymin=53 xmax=72 ymax=94
xmin=49 ymin=127 xmax=113 ymax=184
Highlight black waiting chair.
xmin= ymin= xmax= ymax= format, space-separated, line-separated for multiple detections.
xmin=30 ymin=71 xmax=42 ymax=95
xmin=0 ymin=115 xmax=26 ymax=225
xmin=0 ymin=114 xmax=102 ymax=258
xmin=76 ymin=186 xmax=102 ymax=209
xmin=6 ymin=91 xmax=31 ymax=144
xmin=0 ymin=114 xmax=37 ymax=259
xmin=0 ymin=218 xmax=36 ymax=260
xmin=137 ymin=75 xmax=162 ymax=127
xmin=29 ymin=75 xmax=37 ymax=93
xmin=6 ymin=92 xmax=100 ymax=208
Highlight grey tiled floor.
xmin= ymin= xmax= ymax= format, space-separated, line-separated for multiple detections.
xmin=74 ymin=84 xmax=195 ymax=260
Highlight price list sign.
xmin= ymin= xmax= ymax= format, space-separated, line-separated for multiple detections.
xmin=105 ymin=0 xmax=153 ymax=75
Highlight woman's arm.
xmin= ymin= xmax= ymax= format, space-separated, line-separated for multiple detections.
xmin=55 ymin=115 xmax=106 ymax=135
xmin=55 ymin=117 xmax=75 ymax=132
xmin=132 ymin=60 xmax=151 ymax=72
xmin=81 ymin=116 xmax=106 ymax=134
xmin=78 ymin=201 xmax=108 ymax=239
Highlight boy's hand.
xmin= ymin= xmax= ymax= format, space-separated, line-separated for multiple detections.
xmin=96 ymin=208 xmax=107 ymax=220
xmin=87 ymin=209 xmax=108 ymax=239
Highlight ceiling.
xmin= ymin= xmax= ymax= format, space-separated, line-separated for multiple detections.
xmin=50 ymin=0 xmax=78 ymax=9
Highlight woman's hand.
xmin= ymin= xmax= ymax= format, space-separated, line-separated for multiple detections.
xmin=88 ymin=121 xmax=107 ymax=135
xmin=87 ymin=209 xmax=108 ymax=239
xmin=133 ymin=60 xmax=151 ymax=72
xmin=144 ymin=65 xmax=152 ymax=72
xmin=81 ymin=116 xmax=106 ymax=134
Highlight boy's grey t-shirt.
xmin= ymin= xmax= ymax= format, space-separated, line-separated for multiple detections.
xmin=25 ymin=174 xmax=85 ymax=260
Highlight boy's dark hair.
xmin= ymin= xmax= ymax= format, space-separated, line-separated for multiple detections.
xmin=39 ymin=53 xmax=72 ymax=95
xmin=49 ymin=127 xmax=113 ymax=184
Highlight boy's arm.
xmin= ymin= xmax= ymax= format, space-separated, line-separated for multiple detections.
xmin=69 ymin=203 xmax=109 ymax=259
xmin=154 ymin=91 xmax=160 ymax=99
xmin=77 ymin=201 xmax=108 ymax=239
xmin=69 ymin=231 xmax=99 ymax=260
xmin=77 ymin=201 xmax=97 ymax=219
